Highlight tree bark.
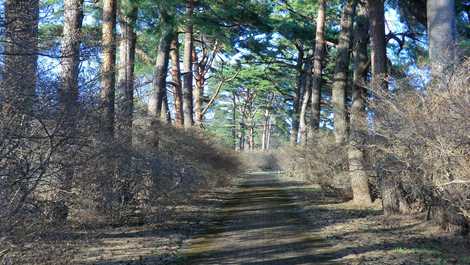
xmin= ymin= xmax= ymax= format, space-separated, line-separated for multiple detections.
xmin=161 ymin=91 xmax=172 ymax=124
xmin=148 ymin=11 xmax=172 ymax=119
xmin=368 ymin=0 xmax=400 ymax=215
xmin=309 ymin=0 xmax=327 ymax=136
xmin=232 ymin=92 xmax=238 ymax=150
xmin=299 ymin=54 xmax=312 ymax=144
xmin=182 ymin=0 xmax=195 ymax=129
xmin=170 ymin=34 xmax=184 ymax=127
xmin=100 ymin=0 xmax=117 ymax=141
xmin=59 ymin=0 xmax=84 ymax=118
xmin=99 ymin=0 xmax=118 ymax=212
xmin=349 ymin=2 xmax=372 ymax=205
xmin=3 ymin=0 xmax=39 ymax=115
xmin=55 ymin=0 xmax=84 ymax=223
xmin=116 ymin=1 xmax=137 ymax=205
xmin=427 ymin=0 xmax=457 ymax=78
xmin=193 ymin=48 xmax=203 ymax=126
xmin=332 ymin=0 xmax=357 ymax=145
xmin=290 ymin=47 xmax=304 ymax=145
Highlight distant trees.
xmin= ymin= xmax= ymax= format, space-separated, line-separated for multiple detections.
xmin=0 ymin=0 xmax=467 ymax=236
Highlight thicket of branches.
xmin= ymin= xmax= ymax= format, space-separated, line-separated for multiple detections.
xmin=280 ymin=59 xmax=470 ymax=233
xmin=0 ymin=87 xmax=240 ymax=235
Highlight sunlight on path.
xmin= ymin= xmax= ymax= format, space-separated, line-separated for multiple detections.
xmin=179 ymin=174 xmax=343 ymax=265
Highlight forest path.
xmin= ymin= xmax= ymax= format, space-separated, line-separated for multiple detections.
xmin=179 ymin=173 xmax=342 ymax=265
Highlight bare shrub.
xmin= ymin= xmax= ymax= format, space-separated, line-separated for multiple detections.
xmin=278 ymin=133 xmax=351 ymax=197
xmin=369 ymin=59 xmax=470 ymax=233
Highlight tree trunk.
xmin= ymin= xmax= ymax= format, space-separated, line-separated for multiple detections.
xmin=148 ymin=11 xmax=172 ymax=119
xmin=182 ymin=0 xmax=195 ymax=129
xmin=299 ymin=55 xmax=312 ymax=144
xmin=100 ymin=0 xmax=117 ymax=142
xmin=161 ymin=91 xmax=172 ymax=124
xmin=55 ymin=0 xmax=84 ymax=223
xmin=116 ymin=1 xmax=137 ymax=206
xmin=170 ymin=34 xmax=184 ymax=127
xmin=332 ymin=0 xmax=357 ymax=145
xmin=309 ymin=0 xmax=327 ymax=135
xmin=349 ymin=2 xmax=372 ymax=205
xmin=290 ymin=47 xmax=304 ymax=145
xmin=266 ymin=119 xmax=272 ymax=150
xmin=193 ymin=48 xmax=204 ymax=126
xmin=368 ymin=0 xmax=400 ymax=215
xmin=232 ymin=93 xmax=238 ymax=150
xmin=427 ymin=0 xmax=457 ymax=78
xmin=59 ymin=0 xmax=83 ymax=118
xmin=3 ymin=0 xmax=39 ymax=115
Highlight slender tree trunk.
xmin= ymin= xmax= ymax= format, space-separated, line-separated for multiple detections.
xmin=239 ymin=121 xmax=245 ymax=151
xmin=262 ymin=109 xmax=270 ymax=151
xmin=349 ymin=2 xmax=372 ymax=205
xmin=309 ymin=0 xmax=327 ymax=135
xmin=116 ymin=1 xmax=137 ymax=206
xmin=232 ymin=93 xmax=238 ymax=150
xmin=182 ymin=0 xmax=195 ymax=129
xmin=427 ymin=0 xmax=457 ymax=78
xmin=193 ymin=48 xmax=204 ymax=126
xmin=332 ymin=0 xmax=357 ymax=145
xmin=299 ymin=55 xmax=312 ymax=144
xmin=248 ymin=127 xmax=255 ymax=151
xmin=3 ymin=0 xmax=39 ymax=115
xmin=170 ymin=35 xmax=184 ymax=127
xmin=266 ymin=119 xmax=272 ymax=150
xmin=290 ymin=47 xmax=304 ymax=145
xmin=117 ymin=3 xmax=137 ymax=142
xmin=368 ymin=0 xmax=400 ymax=215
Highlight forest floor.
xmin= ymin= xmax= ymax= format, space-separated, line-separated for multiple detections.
xmin=5 ymin=174 xmax=470 ymax=265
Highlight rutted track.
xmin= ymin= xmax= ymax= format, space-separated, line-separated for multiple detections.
xmin=180 ymin=174 xmax=341 ymax=265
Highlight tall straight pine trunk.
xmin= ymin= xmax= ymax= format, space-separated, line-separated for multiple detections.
xmin=309 ymin=0 xmax=327 ymax=136
xmin=349 ymin=2 xmax=372 ymax=205
xmin=289 ymin=46 xmax=304 ymax=145
xmin=182 ymin=0 xmax=195 ymax=129
xmin=59 ymin=0 xmax=83 ymax=118
xmin=170 ymin=34 xmax=185 ymax=127
xmin=99 ymin=0 xmax=117 ymax=212
xmin=56 ymin=0 xmax=84 ymax=223
xmin=100 ymin=0 xmax=117 ymax=141
xmin=332 ymin=0 xmax=357 ymax=145
xmin=116 ymin=1 xmax=137 ymax=205
xmin=149 ymin=10 xmax=172 ymax=120
xmin=368 ymin=0 xmax=400 ymax=215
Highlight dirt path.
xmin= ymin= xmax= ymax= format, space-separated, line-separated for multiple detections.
xmin=179 ymin=174 xmax=342 ymax=265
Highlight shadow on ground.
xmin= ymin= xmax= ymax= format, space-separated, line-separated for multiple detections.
xmin=76 ymin=174 xmax=467 ymax=265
